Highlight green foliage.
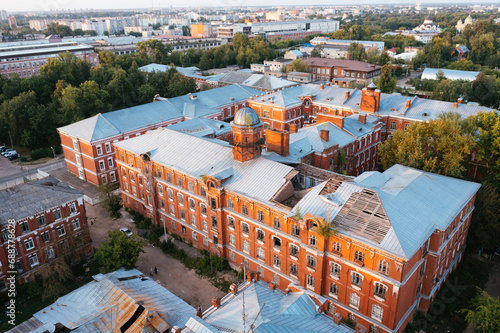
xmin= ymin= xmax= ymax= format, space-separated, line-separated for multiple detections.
xmin=40 ymin=259 xmax=75 ymax=301
xmin=98 ymin=183 xmax=123 ymax=218
xmin=375 ymin=64 xmax=397 ymax=93
xmin=290 ymin=59 xmax=310 ymax=73
xmin=29 ymin=148 xmax=53 ymax=160
xmin=461 ymin=289 xmax=500 ymax=333
xmin=94 ymin=230 xmax=145 ymax=272
xmin=159 ymin=239 xmax=231 ymax=278
xmin=347 ymin=42 xmax=366 ymax=61
xmin=315 ymin=219 xmax=338 ymax=240
xmin=379 ymin=113 xmax=476 ymax=178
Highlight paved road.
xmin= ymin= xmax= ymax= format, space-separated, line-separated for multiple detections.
xmin=397 ymin=71 xmax=421 ymax=88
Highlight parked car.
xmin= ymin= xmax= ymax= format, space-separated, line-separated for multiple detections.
xmin=8 ymin=154 xmax=19 ymax=160
xmin=0 ymin=146 xmax=7 ymax=153
xmin=120 ymin=228 xmax=133 ymax=237
xmin=1 ymin=149 xmax=13 ymax=156
xmin=4 ymin=150 xmax=17 ymax=158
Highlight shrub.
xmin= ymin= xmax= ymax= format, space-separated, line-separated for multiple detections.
xmin=20 ymin=156 xmax=28 ymax=162
xmin=30 ymin=148 xmax=52 ymax=160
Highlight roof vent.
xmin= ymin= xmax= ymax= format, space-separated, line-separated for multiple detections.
xmin=229 ymin=97 xmax=234 ymax=101
xmin=422 ymin=112 xmax=429 ymax=117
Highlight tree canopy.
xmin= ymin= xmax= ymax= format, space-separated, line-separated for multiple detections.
xmin=94 ymin=230 xmax=145 ymax=272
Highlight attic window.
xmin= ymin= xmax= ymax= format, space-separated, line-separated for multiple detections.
xmin=356 ymin=103 xmax=360 ymax=106
xmin=422 ymin=113 xmax=429 ymax=117
xmin=391 ymin=108 xmax=397 ymax=112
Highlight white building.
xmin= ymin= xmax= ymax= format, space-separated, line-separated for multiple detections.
xmin=456 ymin=15 xmax=474 ymax=33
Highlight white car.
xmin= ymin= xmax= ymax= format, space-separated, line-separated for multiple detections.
xmin=120 ymin=228 xmax=133 ymax=237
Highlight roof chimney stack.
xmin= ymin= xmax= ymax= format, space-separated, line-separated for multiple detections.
xmin=345 ymin=91 xmax=350 ymax=99
xmin=320 ymin=84 xmax=324 ymax=90
xmin=406 ymin=99 xmax=411 ymax=108
xmin=458 ymin=98 xmax=463 ymax=104
xmin=320 ymin=128 xmax=330 ymax=142
xmin=359 ymin=112 xmax=367 ymax=125
xmin=289 ymin=123 xmax=298 ymax=133
xmin=453 ymin=102 xmax=458 ymax=109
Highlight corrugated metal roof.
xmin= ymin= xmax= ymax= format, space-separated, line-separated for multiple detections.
xmin=421 ymin=68 xmax=479 ymax=81
xmin=0 ymin=176 xmax=83 ymax=225
xmin=114 ymin=128 xmax=295 ymax=203
xmin=20 ymin=269 xmax=195 ymax=333
xmin=294 ymin=164 xmax=480 ymax=259
xmin=166 ymin=118 xmax=231 ymax=137
xmin=193 ymin=281 xmax=353 ymax=333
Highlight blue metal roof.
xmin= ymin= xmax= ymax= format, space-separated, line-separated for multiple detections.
xmin=58 ymin=85 xmax=261 ymax=142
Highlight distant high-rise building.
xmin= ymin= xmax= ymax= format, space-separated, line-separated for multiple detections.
xmin=0 ymin=10 xmax=7 ymax=21
xmin=8 ymin=16 xmax=17 ymax=29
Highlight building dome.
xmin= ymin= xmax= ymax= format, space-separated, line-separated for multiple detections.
xmin=233 ymin=107 xmax=261 ymax=127
xmin=464 ymin=15 xmax=473 ymax=24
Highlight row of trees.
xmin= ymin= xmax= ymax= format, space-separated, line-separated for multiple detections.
xmin=0 ymin=51 xmax=197 ymax=150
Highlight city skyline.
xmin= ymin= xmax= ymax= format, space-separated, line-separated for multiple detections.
xmin=2 ymin=0 xmax=497 ymax=13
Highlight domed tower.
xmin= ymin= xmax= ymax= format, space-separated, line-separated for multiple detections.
xmin=231 ymin=107 xmax=263 ymax=162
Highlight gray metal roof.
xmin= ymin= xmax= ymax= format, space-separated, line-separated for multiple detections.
xmin=13 ymin=269 xmax=195 ymax=333
xmin=421 ymin=68 xmax=479 ymax=81
xmin=253 ymin=83 xmax=495 ymax=121
xmin=0 ymin=176 xmax=83 ymax=225
xmin=294 ymin=165 xmax=481 ymax=259
xmin=166 ymin=118 xmax=232 ymax=138
xmin=58 ymin=85 xmax=261 ymax=142
xmin=190 ymin=280 xmax=353 ymax=333
xmin=114 ymin=128 xmax=295 ymax=204
xmin=209 ymin=71 xmax=298 ymax=91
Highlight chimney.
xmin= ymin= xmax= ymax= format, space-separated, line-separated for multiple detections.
xmin=289 ymin=123 xmax=298 ymax=133
xmin=269 ymin=281 xmax=276 ymax=290
xmin=360 ymin=83 xmax=381 ymax=113
xmin=285 ymin=288 xmax=291 ymax=295
xmin=211 ymin=296 xmax=221 ymax=308
xmin=453 ymin=102 xmax=458 ymax=109
xmin=320 ymin=128 xmax=330 ymax=142
xmin=359 ymin=112 xmax=367 ymax=125
xmin=265 ymin=128 xmax=290 ymax=156
xmin=458 ymin=98 xmax=463 ymax=104
xmin=345 ymin=91 xmax=350 ymax=99
xmin=172 ymin=327 xmax=182 ymax=333
xmin=230 ymin=283 xmax=238 ymax=295
xmin=320 ymin=84 xmax=324 ymax=90
xmin=406 ymin=99 xmax=411 ymax=108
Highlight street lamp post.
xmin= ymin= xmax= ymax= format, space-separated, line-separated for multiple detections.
xmin=50 ymin=146 xmax=56 ymax=159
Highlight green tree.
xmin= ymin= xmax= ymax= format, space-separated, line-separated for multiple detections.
xmin=375 ymin=64 xmax=396 ymax=93
xmin=461 ymin=289 xmax=500 ymax=333
xmin=290 ymin=59 xmax=310 ymax=73
xmin=468 ymin=73 xmax=499 ymax=108
xmin=136 ymin=39 xmax=171 ymax=63
xmin=99 ymin=183 xmax=123 ymax=218
xmin=310 ymin=45 xmax=323 ymax=58
xmin=378 ymin=114 xmax=476 ymax=178
xmin=58 ymin=81 xmax=111 ymax=123
xmin=348 ymin=42 xmax=366 ymax=61
xmin=94 ymin=230 xmax=145 ymax=272
xmin=138 ymin=83 xmax=157 ymax=104
xmin=167 ymin=72 xmax=197 ymax=97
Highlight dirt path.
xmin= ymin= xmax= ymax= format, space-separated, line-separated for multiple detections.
xmin=86 ymin=204 xmax=225 ymax=310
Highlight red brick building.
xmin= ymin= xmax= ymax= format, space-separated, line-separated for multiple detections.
xmin=113 ymin=107 xmax=481 ymax=333
xmin=57 ymin=85 xmax=261 ymax=186
xmin=248 ymin=82 xmax=495 ymax=142
xmin=0 ymin=176 xmax=93 ymax=288
xmin=297 ymin=58 xmax=381 ymax=85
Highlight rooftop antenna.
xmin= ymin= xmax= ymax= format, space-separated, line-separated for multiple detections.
xmin=246 ymin=302 xmax=266 ymax=333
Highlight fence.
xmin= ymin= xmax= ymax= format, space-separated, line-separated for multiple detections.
xmin=0 ymin=161 xmax=66 ymax=190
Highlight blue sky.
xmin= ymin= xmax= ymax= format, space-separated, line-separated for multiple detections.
xmin=3 ymin=0 xmax=491 ymax=12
